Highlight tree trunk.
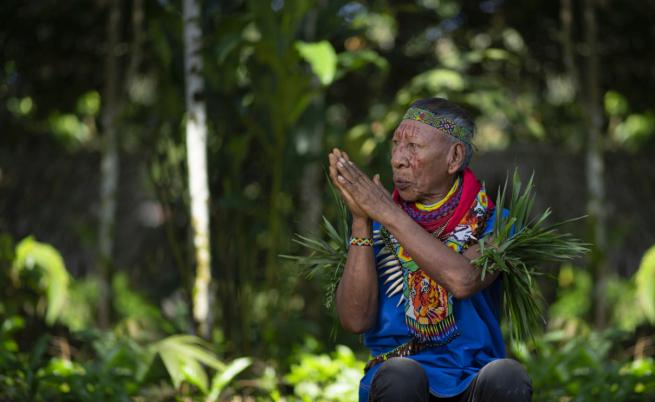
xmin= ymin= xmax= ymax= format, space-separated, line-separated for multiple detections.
xmin=183 ymin=0 xmax=213 ymax=339
xmin=298 ymin=6 xmax=325 ymax=236
xmin=265 ymin=140 xmax=285 ymax=285
xmin=560 ymin=0 xmax=578 ymax=91
xmin=583 ymin=0 xmax=609 ymax=328
xmin=97 ymin=0 xmax=121 ymax=329
xmin=126 ymin=0 xmax=144 ymax=94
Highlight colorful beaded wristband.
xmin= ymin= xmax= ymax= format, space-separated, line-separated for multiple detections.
xmin=349 ymin=236 xmax=373 ymax=247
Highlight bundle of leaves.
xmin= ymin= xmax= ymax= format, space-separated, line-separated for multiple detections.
xmin=472 ymin=170 xmax=588 ymax=343
xmin=283 ymin=171 xmax=587 ymax=343
xmin=281 ymin=184 xmax=350 ymax=309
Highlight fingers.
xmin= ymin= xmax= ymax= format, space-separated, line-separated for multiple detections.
xmin=329 ymin=147 xmax=373 ymax=195
xmin=341 ymin=150 xmax=351 ymax=162
xmin=330 ymin=150 xmax=352 ymax=183
xmin=328 ymin=149 xmax=370 ymax=218
xmin=335 ymin=154 xmax=365 ymax=186
xmin=329 ymin=149 xmax=360 ymax=196
xmin=329 ymin=158 xmax=349 ymax=191
xmin=373 ymin=173 xmax=392 ymax=199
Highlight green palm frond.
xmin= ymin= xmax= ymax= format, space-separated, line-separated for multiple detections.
xmin=473 ymin=169 xmax=589 ymax=343
xmin=280 ymin=180 xmax=350 ymax=309
xmin=152 ymin=334 xmax=224 ymax=393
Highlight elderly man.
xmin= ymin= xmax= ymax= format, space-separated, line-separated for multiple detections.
xmin=328 ymin=98 xmax=532 ymax=402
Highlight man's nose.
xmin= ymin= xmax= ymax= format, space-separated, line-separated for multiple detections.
xmin=391 ymin=146 xmax=408 ymax=169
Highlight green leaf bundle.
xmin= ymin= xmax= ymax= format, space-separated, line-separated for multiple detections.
xmin=280 ymin=182 xmax=350 ymax=309
xmin=472 ymin=170 xmax=588 ymax=343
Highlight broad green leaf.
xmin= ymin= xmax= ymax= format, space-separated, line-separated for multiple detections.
xmin=295 ymin=41 xmax=337 ymax=86
xmin=182 ymin=357 xmax=209 ymax=393
xmin=12 ymin=237 xmax=70 ymax=325
xmin=154 ymin=334 xmax=225 ymax=392
xmin=207 ymin=357 xmax=252 ymax=401
xmin=635 ymin=245 xmax=655 ymax=323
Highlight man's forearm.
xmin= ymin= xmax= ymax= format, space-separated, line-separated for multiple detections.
xmin=335 ymin=218 xmax=379 ymax=333
xmin=381 ymin=208 xmax=495 ymax=299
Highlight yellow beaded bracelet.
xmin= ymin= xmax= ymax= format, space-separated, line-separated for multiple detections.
xmin=349 ymin=236 xmax=373 ymax=247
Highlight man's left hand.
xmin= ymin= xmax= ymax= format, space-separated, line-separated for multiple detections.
xmin=331 ymin=148 xmax=397 ymax=224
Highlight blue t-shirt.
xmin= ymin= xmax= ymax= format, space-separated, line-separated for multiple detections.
xmin=359 ymin=209 xmax=505 ymax=400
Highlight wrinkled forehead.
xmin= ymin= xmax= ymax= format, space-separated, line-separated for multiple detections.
xmin=392 ymin=119 xmax=442 ymax=141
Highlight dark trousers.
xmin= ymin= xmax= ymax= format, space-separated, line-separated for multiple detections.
xmin=369 ymin=358 xmax=532 ymax=402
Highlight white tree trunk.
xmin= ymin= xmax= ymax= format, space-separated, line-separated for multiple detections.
xmin=583 ymin=0 xmax=609 ymax=328
xmin=183 ymin=0 xmax=213 ymax=339
xmin=98 ymin=0 xmax=121 ymax=328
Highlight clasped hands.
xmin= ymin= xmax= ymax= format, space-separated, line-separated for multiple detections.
xmin=328 ymin=148 xmax=396 ymax=224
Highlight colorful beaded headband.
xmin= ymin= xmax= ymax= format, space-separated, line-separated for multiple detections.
xmin=402 ymin=107 xmax=473 ymax=145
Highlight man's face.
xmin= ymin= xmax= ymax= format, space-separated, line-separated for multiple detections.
xmin=390 ymin=119 xmax=454 ymax=203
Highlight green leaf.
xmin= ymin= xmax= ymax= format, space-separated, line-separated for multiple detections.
xmin=153 ymin=335 xmax=225 ymax=392
xmin=337 ymin=49 xmax=389 ymax=72
xmin=604 ymin=90 xmax=628 ymax=116
xmin=295 ymin=41 xmax=338 ymax=86
xmin=12 ymin=237 xmax=71 ymax=325
xmin=635 ymin=245 xmax=655 ymax=323
xmin=207 ymin=357 xmax=252 ymax=401
xmin=182 ymin=357 xmax=209 ymax=393
xmin=76 ymin=91 xmax=101 ymax=116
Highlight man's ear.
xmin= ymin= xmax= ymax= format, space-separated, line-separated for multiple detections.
xmin=447 ymin=142 xmax=465 ymax=174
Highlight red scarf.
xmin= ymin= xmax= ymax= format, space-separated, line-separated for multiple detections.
xmin=391 ymin=168 xmax=490 ymax=236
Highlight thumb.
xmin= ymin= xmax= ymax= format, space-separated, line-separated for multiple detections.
xmin=374 ymin=174 xmax=392 ymax=198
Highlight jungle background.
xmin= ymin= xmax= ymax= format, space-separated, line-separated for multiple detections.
xmin=1 ymin=0 xmax=655 ymax=401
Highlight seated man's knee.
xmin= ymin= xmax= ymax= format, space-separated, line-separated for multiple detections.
xmin=369 ymin=358 xmax=429 ymax=402
xmin=476 ymin=358 xmax=532 ymax=401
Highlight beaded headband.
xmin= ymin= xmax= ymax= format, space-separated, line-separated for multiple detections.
xmin=402 ymin=107 xmax=473 ymax=145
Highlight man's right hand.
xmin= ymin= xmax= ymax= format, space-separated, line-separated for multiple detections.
xmin=328 ymin=148 xmax=368 ymax=220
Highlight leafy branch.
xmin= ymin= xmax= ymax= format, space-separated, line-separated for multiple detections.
xmin=473 ymin=169 xmax=588 ymax=343
xmin=280 ymin=181 xmax=350 ymax=309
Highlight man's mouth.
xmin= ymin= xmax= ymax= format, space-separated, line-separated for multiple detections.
xmin=393 ymin=178 xmax=411 ymax=190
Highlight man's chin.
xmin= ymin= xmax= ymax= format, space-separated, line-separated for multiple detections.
xmin=396 ymin=189 xmax=418 ymax=203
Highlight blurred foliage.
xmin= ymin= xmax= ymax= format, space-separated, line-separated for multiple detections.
xmin=10 ymin=236 xmax=71 ymax=325
xmin=515 ymin=330 xmax=655 ymax=402
xmin=285 ymin=341 xmax=364 ymax=402
xmin=0 ymin=235 xmax=253 ymax=401
xmin=636 ymin=246 xmax=655 ymax=324
xmin=550 ymin=246 xmax=655 ymax=334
